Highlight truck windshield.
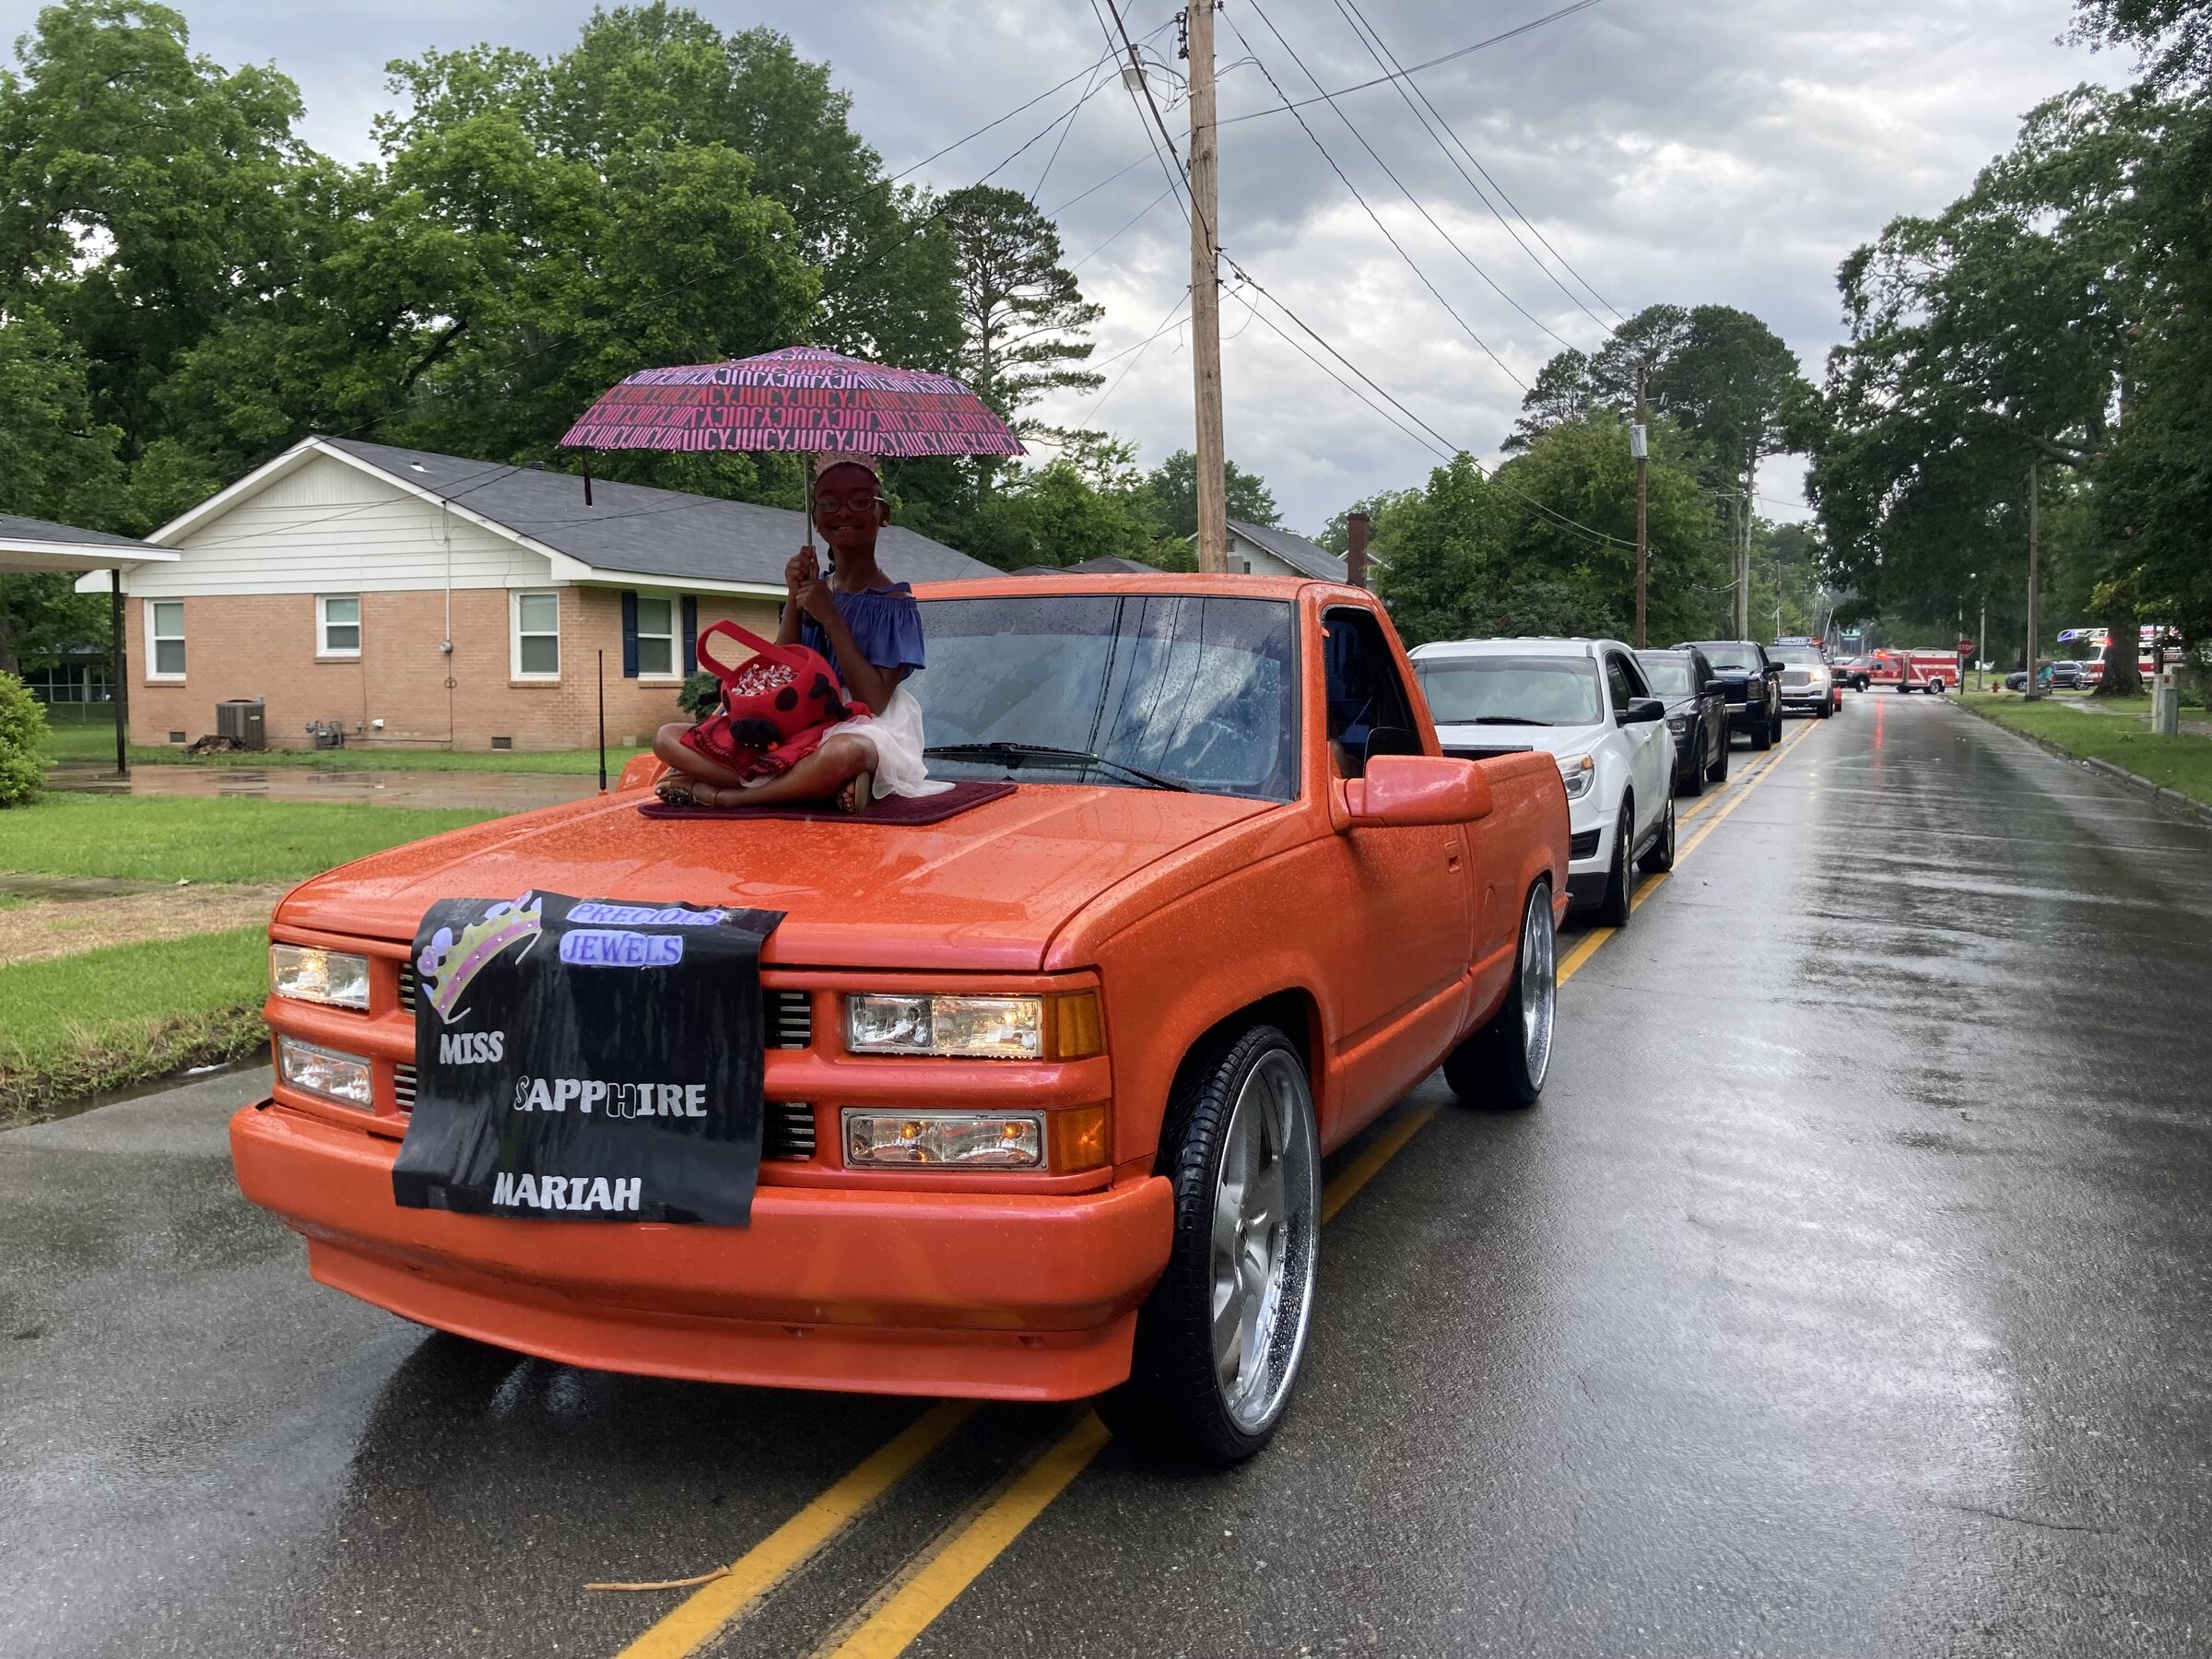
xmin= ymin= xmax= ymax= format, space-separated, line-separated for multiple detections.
xmin=911 ymin=594 xmax=1297 ymax=801
xmin=1416 ymin=657 xmax=1603 ymax=726
xmin=1771 ymin=645 xmax=1824 ymax=665
xmin=1697 ymin=642 xmax=1762 ymax=674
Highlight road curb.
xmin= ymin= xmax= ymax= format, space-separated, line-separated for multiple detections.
xmin=1951 ymin=698 xmax=2212 ymax=828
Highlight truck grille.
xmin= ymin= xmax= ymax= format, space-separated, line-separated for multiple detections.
xmin=398 ymin=962 xmax=812 ymax=1048
xmin=389 ymin=1065 xmax=814 ymax=1162
xmin=764 ymin=1102 xmax=817 ymax=1161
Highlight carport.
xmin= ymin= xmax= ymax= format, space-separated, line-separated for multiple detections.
xmin=0 ymin=514 xmax=178 ymax=776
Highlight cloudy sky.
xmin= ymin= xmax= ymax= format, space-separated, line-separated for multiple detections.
xmin=4 ymin=0 xmax=2133 ymax=533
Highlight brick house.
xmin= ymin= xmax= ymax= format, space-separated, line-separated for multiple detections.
xmin=82 ymin=436 xmax=994 ymax=752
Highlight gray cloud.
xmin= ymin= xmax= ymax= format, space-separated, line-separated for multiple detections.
xmin=3 ymin=0 xmax=2127 ymax=531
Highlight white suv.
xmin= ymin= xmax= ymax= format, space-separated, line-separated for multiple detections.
xmin=1410 ymin=638 xmax=1677 ymax=925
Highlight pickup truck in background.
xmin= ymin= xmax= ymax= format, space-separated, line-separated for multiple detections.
xmin=230 ymin=575 xmax=1570 ymax=1465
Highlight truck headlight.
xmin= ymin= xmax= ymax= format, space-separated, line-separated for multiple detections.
xmin=844 ymin=992 xmax=1104 ymax=1060
xmin=1666 ymin=714 xmax=1689 ymax=734
xmin=276 ymin=1035 xmax=373 ymax=1109
xmin=271 ymin=945 xmax=371 ymax=1010
xmin=1557 ymin=753 xmax=1595 ymax=800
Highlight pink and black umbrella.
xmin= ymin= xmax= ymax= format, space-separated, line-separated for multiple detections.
xmin=561 ymin=347 xmax=1022 ymax=462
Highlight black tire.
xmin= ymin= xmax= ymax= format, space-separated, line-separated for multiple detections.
xmin=1705 ymin=725 xmax=1730 ymax=784
xmin=1107 ymin=1025 xmax=1321 ymax=1465
xmin=1677 ymin=742 xmax=1704 ymax=796
xmin=1640 ymin=791 xmax=1676 ymax=873
xmin=1593 ymin=799 xmax=1633 ymax=927
xmin=1751 ymin=711 xmax=1774 ymax=750
xmin=1443 ymin=879 xmax=1557 ymax=1108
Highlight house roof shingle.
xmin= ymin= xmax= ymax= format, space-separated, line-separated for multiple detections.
xmin=322 ymin=437 xmax=997 ymax=588
xmin=0 ymin=513 xmax=147 ymax=551
xmin=1227 ymin=519 xmax=1347 ymax=582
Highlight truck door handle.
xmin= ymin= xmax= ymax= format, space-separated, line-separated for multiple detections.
xmin=1447 ymin=853 xmax=1462 ymax=872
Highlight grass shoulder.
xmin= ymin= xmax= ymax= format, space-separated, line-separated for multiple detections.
xmin=0 ymin=926 xmax=270 ymax=1122
xmin=0 ymin=794 xmax=496 ymax=884
xmin=39 ymin=722 xmax=643 ymax=776
xmin=1959 ymin=692 xmax=2212 ymax=808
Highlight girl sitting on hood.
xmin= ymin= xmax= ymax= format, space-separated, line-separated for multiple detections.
xmin=652 ymin=456 xmax=948 ymax=812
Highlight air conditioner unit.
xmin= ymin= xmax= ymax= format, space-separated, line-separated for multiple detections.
xmin=215 ymin=699 xmax=266 ymax=750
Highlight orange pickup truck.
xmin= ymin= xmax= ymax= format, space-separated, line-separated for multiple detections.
xmin=231 ymin=575 xmax=1568 ymax=1461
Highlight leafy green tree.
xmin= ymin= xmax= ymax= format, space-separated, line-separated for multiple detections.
xmin=1808 ymin=87 xmax=2159 ymax=687
xmin=1140 ymin=450 xmax=1281 ymax=540
xmin=0 ymin=1 xmax=318 ymax=464
xmin=938 ymin=184 xmax=1101 ymax=435
xmin=1371 ymin=418 xmax=1726 ymax=648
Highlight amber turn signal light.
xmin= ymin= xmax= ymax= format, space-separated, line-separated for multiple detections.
xmin=1048 ymin=1102 xmax=1112 ymax=1171
xmin=1045 ymin=991 xmax=1105 ymax=1061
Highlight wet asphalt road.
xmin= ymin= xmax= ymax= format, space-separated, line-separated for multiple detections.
xmin=4 ymin=693 xmax=2209 ymax=1658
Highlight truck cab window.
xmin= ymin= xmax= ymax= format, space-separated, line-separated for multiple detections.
xmin=1324 ymin=608 xmax=1416 ymax=778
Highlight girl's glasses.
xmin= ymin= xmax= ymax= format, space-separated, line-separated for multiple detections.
xmin=816 ymin=491 xmax=883 ymax=512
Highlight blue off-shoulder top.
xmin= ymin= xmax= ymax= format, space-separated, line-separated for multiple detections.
xmin=797 ymin=582 xmax=926 ymax=679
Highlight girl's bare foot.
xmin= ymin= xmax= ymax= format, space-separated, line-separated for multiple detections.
xmin=838 ymin=769 xmax=874 ymax=815
xmin=654 ymin=777 xmax=696 ymax=808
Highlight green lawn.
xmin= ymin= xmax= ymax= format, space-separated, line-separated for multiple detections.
xmin=1960 ymin=693 xmax=2212 ymax=808
xmin=0 ymin=794 xmax=495 ymax=883
xmin=0 ymin=926 xmax=269 ymax=1119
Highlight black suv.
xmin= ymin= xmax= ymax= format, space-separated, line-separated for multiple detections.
xmin=1678 ymin=640 xmax=1784 ymax=750
xmin=1635 ymin=647 xmax=1730 ymax=794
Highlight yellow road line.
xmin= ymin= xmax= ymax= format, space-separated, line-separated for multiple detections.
xmin=615 ymin=1401 xmax=977 ymax=1659
xmin=1321 ymin=1100 xmax=1443 ymax=1221
xmin=815 ymin=1412 xmax=1112 ymax=1659
xmin=1676 ymin=720 xmax=1814 ymax=863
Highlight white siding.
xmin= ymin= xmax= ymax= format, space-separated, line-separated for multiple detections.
xmin=128 ymin=453 xmax=552 ymax=597
xmin=1230 ymin=533 xmax=1306 ymax=579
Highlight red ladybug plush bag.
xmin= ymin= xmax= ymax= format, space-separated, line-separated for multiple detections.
xmin=678 ymin=621 xmax=853 ymax=781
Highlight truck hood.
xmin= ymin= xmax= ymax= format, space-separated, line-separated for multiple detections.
xmin=276 ymin=785 xmax=1276 ymax=971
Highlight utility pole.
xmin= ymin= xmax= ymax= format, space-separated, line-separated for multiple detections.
xmin=1630 ymin=387 xmax=1649 ymax=647
xmin=2024 ymin=457 xmax=2043 ymax=701
xmin=1184 ymin=1 xmax=1229 ymax=574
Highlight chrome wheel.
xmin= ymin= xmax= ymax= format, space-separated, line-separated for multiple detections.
xmin=1519 ymin=889 xmax=1557 ymax=1091
xmin=1208 ymin=1049 xmax=1317 ymax=1434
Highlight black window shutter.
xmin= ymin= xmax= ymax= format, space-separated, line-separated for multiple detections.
xmin=620 ymin=591 xmax=639 ymax=678
xmin=681 ymin=595 xmax=699 ymax=674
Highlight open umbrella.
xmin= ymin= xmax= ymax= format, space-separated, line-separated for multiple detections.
xmin=561 ymin=346 xmax=1021 ymax=469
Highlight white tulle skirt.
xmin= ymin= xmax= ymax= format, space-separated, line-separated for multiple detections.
xmin=742 ymin=684 xmax=950 ymax=800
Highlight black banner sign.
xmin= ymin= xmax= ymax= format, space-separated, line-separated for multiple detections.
xmin=391 ymin=892 xmax=783 ymax=1225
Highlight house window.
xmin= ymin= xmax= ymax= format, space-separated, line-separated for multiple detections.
xmin=318 ymin=594 xmax=361 ymax=657
xmin=512 ymin=590 xmax=559 ymax=679
xmin=147 ymin=601 xmax=185 ymax=679
xmin=635 ymin=594 xmax=675 ymax=677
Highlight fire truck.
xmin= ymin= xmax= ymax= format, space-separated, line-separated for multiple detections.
xmin=1866 ymin=647 xmax=1960 ymax=694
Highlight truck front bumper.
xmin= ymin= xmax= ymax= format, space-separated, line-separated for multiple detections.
xmin=231 ymin=1102 xmax=1173 ymax=1402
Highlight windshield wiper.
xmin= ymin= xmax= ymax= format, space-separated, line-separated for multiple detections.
xmin=924 ymin=742 xmax=1191 ymax=793
xmin=1463 ymin=715 xmax=1552 ymax=725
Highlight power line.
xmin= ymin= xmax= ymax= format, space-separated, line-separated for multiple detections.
xmin=1329 ymin=0 xmax=1624 ymax=330
xmin=1088 ymin=292 xmax=1194 ymax=418
xmin=1068 ymin=182 xmax=1181 ymax=273
xmin=887 ymin=42 xmax=1130 ymax=183
xmin=1233 ymin=2 xmax=1564 ymax=365
xmin=1030 ymin=59 xmax=1104 ymax=205
xmin=1094 ymin=0 xmax=1206 ymax=244
xmin=1223 ymin=258 xmax=1632 ymax=548
xmin=1217 ymin=0 xmax=1613 ymax=130
xmin=1074 ymin=2 xmax=1628 ymax=550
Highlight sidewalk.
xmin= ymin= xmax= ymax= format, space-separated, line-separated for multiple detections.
xmin=47 ymin=763 xmax=606 ymax=813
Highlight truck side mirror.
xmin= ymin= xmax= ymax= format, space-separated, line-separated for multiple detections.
xmin=1620 ymin=697 xmax=1666 ymax=724
xmin=1341 ymin=755 xmax=1493 ymax=828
